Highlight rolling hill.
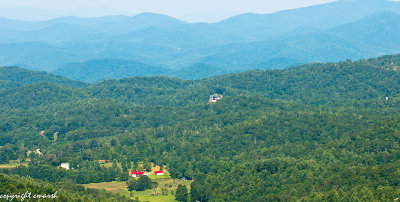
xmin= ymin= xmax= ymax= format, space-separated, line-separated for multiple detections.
xmin=53 ymin=60 xmax=229 ymax=82
xmin=53 ymin=59 xmax=171 ymax=83
xmin=1 ymin=1 xmax=400 ymax=200
xmin=0 ymin=66 xmax=86 ymax=88
xmin=50 ymin=11 xmax=400 ymax=81
xmin=1 ymin=0 xmax=400 ymax=76
xmin=1 ymin=54 xmax=400 ymax=200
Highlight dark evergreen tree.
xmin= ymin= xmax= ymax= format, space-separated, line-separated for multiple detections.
xmin=176 ymin=184 xmax=188 ymax=202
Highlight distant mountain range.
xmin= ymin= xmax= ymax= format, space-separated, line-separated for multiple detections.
xmin=1 ymin=0 xmax=400 ymax=82
xmin=53 ymin=59 xmax=230 ymax=82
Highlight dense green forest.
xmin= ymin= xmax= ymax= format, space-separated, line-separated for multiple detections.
xmin=0 ymin=66 xmax=86 ymax=89
xmin=1 ymin=54 xmax=400 ymax=200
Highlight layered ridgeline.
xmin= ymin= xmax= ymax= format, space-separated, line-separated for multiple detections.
xmin=0 ymin=66 xmax=86 ymax=89
xmin=0 ymin=66 xmax=88 ymax=108
xmin=1 ymin=0 xmax=400 ymax=77
xmin=87 ymin=54 xmax=400 ymax=105
xmin=53 ymin=59 xmax=229 ymax=82
xmin=1 ymin=54 xmax=400 ymax=200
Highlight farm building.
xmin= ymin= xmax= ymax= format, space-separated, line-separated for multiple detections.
xmin=154 ymin=171 xmax=164 ymax=175
xmin=131 ymin=171 xmax=146 ymax=177
xmin=61 ymin=163 xmax=70 ymax=170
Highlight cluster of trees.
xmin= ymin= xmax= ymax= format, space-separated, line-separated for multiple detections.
xmin=1 ymin=55 xmax=400 ymax=200
xmin=0 ymin=145 xmax=19 ymax=164
xmin=175 ymin=184 xmax=188 ymax=202
xmin=126 ymin=176 xmax=153 ymax=191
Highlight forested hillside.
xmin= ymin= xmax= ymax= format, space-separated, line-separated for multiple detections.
xmin=1 ymin=54 xmax=400 ymax=200
xmin=0 ymin=66 xmax=86 ymax=89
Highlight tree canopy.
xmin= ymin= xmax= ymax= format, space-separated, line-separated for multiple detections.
xmin=1 ymin=54 xmax=400 ymax=200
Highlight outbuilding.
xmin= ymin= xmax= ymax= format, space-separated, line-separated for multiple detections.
xmin=154 ymin=171 xmax=164 ymax=175
xmin=131 ymin=171 xmax=146 ymax=177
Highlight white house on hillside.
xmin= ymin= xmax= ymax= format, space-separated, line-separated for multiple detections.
xmin=61 ymin=163 xmax=70 ymax=170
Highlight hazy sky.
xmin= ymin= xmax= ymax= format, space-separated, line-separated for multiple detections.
xmin=0 ymin=0 xmax=336 ymax=22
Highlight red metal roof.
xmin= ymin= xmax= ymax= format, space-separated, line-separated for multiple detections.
xmin=131 ymin=171 xmax=145 ymax=175
xmin=154 ymin=171 xmax=164 ymax=174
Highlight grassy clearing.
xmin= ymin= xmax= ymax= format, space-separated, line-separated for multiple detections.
xmin=83 ymin=181 xmax=128 ymax=195
xmin=148 ymin=171 xmax=171 ymax=180
xmin=150 ymin=165 xmax=162 ymax=172
xmin=132 ymin=178 xmax=192 ymax=202
xmin=82 ymin=178 xmax=193 ymax=202
xmin=101 ymin=162 xmax=121 ymax=168
xmin=132 ymin=189 xmax=176 ymax=202
xmin=0 ymin=160 xmax=20 ymax=168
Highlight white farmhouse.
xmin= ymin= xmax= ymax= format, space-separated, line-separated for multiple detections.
xmin=61 ymin=163 xmax=70 ymax=170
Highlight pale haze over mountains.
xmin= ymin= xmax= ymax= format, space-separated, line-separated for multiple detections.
xmin=1 ymin=0 xmax=400 ymax=82
xmin=0 ymin=0 xmax=336 ymax=22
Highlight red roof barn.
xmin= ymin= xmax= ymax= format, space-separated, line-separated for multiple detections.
xmin=154 ymin=171 xmax=164 ymax=175
xmin=131 ymin=171 xmax=146 ymax=177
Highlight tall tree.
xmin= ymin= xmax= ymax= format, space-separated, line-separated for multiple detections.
xmin=176 ymin=184 xmax=188 ymax=202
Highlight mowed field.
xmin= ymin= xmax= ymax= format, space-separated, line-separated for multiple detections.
xmin=83 ymin=175 xmax=192 ymax=202
xmin=0 ymin=160 xmax=25 ymax=168
xmin=83 ymin=181 xmax=129 ymax=195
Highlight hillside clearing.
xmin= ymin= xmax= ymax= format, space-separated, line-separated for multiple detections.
xmin=82 ymin=178 xmax=192 ymax=202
